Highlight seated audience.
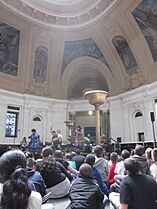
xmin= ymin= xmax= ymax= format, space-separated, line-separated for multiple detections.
xmin=65 ymin=153 xmax=77 ymax=178
xmin=27 ymin=157 xmax=46 ymax=197
xmin=145 ymin=147 xmax=153 ymax=166
xmin=150 ymin=148 xmax=157 ymax=182
xmin=114 ymin=149 xmax=130 ymax=175
xmin=132 ymin=145 xmax=150 ymax=175
xmin=65 ymin=153 xmax=77 ymax=170
xmin=36 ymin=146 xmax=53 ymax=172
xmin=41 ymin=156 xmax=72 ymax=199
xmin=66 ymin=163 xmax=104 ymax=209
xmin=119 ymin=158 xmax=157 ymax=209
xmin=108 ymin=152 xmax=118 ymax=186
xmin=72 ymin=149 xmax=85 ymax=170
xmin=0 ymin=149 xmax=42 ymax=209
xmin=94 ymin=145 xmax=109 ymax=185
xmin=85 ymin=154 xmax=108 ymax=196
xmin=54 ymin=150 xmax=79 ymax=176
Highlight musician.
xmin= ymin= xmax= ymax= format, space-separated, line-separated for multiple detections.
xmin=51 ymin=130 xmax=62 ymax=150
xmin=74 ymin=126 xmax=83 ymax=149
xmin=100 ymin=134 xmax=109 ymax=149
xmin=28 ymin=129 xmax=40 ymax=151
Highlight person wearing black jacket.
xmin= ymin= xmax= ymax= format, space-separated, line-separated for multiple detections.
xmin=54 ymin=150 xmax=79 ymax=176
xmin=66 ymin=163 xmax=104 ymax=209
xmin=41 ymin=156 xmax=73 ymax=199
xmin=132 ymin=145 xmax=150 ymax=175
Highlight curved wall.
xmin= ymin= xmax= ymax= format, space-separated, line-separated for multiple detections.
xmin=0 ymin=81 xmax=157 ymax=145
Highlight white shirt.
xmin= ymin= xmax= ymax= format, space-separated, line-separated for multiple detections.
xmin=114 ymin=161 xmax=125 ymax=175
xmin=150 ymin=163 xmax=157 ymax=182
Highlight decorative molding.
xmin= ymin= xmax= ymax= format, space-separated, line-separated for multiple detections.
xmin=124 ymin=70 xmax=145 ymax=90
xmin=2 ymin=0 xmax=116 ymax=28
xmin=27 ymin=82 xmax=49 ymax=97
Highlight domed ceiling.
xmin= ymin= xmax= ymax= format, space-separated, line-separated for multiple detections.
xmin=0 ymin=0 xmax=157 ymax=99
xmin=2 ymin=0 xmax=116 ymax=28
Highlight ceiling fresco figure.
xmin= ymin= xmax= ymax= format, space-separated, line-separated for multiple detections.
xmin=61 ymin=38 xmax=111 ymax=77
xmin=112 ymin=35 xmax=138 ymax=74
xmin=0 ymin=21 xmax=20 ymax=76
xmin=132 ymin=0 xmax=157 ymax=62
xmin=33 ymin=46 xmax=48 ymax=83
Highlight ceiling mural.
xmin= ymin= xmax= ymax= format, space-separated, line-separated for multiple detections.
xmin=33 ymin=46 xmax=48 ymax=83
xmin=0 ymin=21 xmax=20 ymax=76
xmin=61 ymin=38 xmax=111 ymax=77
xmin=132 ymin=0 xmax=157 ymax=62
xmin=112 ymin=35 xmax=138 ymax=74
xmin=1 ymin=0 xmax=157 ymax=99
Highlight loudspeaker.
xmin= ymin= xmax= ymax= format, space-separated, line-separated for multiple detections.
xmin=117 ymin=137 xmax=121 ymax=143
xmin=150 ymin=112 xmax=155 ymax=122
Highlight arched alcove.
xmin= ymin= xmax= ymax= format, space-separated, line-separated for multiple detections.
xmin=61 ymin=56 xmax=115 ymax=99
xmin=67 ymin=67 xmax=109 ymax=99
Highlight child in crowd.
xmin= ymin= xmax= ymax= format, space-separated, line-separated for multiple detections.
xmin=66 ymin=163 xmax=104 ymax=209
xmin=85 ymin=154 xmax=109 ymax=196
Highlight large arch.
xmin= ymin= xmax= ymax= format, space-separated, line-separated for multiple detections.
xmin=60 ymin=56 xmax=118 ymax=99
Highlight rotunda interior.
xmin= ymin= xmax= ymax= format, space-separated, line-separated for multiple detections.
xmin=0 ymin=0 xmax=157 ymax=147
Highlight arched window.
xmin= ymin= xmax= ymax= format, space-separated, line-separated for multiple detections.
xmin=112 ymin=36 xmax=137 ymax=74
xmin=33 ymin=46 xmax=48 ymax=82
xmin=135 ymin=112 xmax=143 ymax=117
xmin=33 ymin=117 xmax=41 ymax=121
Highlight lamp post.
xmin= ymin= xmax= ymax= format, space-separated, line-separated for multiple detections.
xmin=84 ymin=90 xmax=109 ymax=145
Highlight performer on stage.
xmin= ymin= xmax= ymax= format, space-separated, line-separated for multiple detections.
xmin=51 ymin=130 xmax=62 ymax=150
xmin=28 ymin=129 xmax=40 ymax=151
xmin=100 ymin=134 xmax=109 ymax=150
xmin=74 ymin=126 xmax=83 ymax=150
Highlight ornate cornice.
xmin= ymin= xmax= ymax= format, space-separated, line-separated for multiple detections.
xmin=2 ymin=0 xmax=116 ymax=28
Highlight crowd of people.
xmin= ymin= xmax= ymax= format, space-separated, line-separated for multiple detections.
xmin=0 ymin=128 xmax=157 ymax=209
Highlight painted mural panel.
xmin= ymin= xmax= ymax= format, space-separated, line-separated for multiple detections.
xmin=33 ymin=46 xmax=48 ymax=82
xmin=112 ymin=36 xmax=138 ymax=74
xmin=0 ymin=21 xmax=20 ymax=76
xmin=61 ymin=38 xmax=111 ymax=76
xmin=132 ymin=0 xmax=157 ymax=62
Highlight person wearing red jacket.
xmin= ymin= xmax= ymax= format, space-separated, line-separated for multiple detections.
xmin=108 ymin=152 xmax=118 ymax=186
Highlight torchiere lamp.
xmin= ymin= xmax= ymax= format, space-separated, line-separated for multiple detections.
xmin=84 ymin=90 xmax=109 ymax=145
